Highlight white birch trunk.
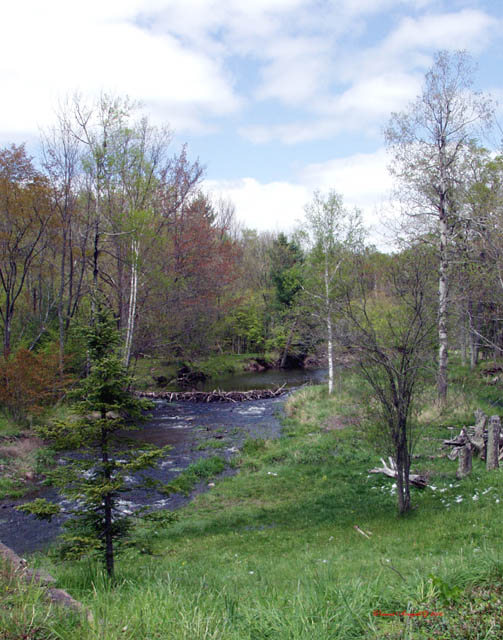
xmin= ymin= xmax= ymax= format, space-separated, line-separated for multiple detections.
xmin=325 ymin=257 xmax=334 ymax=395
xmin=123 ymin=239 xmax=138 ymax=368
xmin=437 ymin=207 xmax=449 ymax=401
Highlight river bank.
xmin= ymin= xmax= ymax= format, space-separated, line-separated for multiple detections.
xmin=131 ymin=353 xmax=325 ymax=392
xmin=0 ymin=393 xmax=287 ymax=555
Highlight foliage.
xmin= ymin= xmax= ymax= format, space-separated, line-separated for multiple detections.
xmin=0 ymin=346 xmax=70 ymax=423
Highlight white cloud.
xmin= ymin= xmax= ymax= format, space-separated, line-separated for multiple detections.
xmin=0 ymin=0 xmax=241 ymax=136
xmin=240 ymin=8 xmax=498 ymax=144
xmin=300 ymin=148 xmax=394 ymax=235
xmin=204 ymin=177 xmax=310 ymax=232
xmin=383 ymin=10 xmax=498 ymax=56
xmin=205 ymin=148 xmax=395 ymax=244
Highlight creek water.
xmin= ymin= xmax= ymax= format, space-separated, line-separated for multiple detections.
xmin=0 ymin=368 xmax=327 ymax=555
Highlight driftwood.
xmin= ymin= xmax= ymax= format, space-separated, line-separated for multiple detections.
xmin=369 ymin=457 xmax=427 ymax=488
xmin=136 ymin=384 xmax=287 ymax=403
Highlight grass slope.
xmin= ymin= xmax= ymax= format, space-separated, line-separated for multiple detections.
xmin=7 ymin=367 xmax=503 ymax=639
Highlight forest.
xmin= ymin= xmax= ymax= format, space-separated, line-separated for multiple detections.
xmin=2 ymin=50 xmax=503 ymax=639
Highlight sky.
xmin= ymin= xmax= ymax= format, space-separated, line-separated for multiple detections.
xmin=1 ymin=0 xmax=502 ymax=241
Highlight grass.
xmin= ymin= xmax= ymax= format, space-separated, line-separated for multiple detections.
xmin=8 ymin=364 xmax=503 ymax=638
xmin=159 ymin=456 xmax=228 ymax=496
xmin=0 ymin=405 xmax=73 ymax=499
xmin=0 ymin=558 xmax=83 ymax=639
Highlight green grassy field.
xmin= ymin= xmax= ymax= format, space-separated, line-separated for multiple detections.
xmin=3 ymin=366 xmax=503 ymax=639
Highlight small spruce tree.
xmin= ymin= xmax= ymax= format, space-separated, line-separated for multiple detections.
xmin=19 ymin=305 xmax=172 ymax=578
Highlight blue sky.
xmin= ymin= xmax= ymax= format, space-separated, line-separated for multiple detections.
xmin=1 ymin=0 xmax=502 ymax=238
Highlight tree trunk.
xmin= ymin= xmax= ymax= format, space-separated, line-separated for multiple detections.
xmin=395 ymin=429 xmax=411 ymax=514
xmin=123 ymin=239 xmax=139 ymax=368
xmin=487 ymin=415 xmax=501 ymax=471
xmin=58 ymin=226 xmax=67 ymax=374
xmin=101 ymin=422 xmax=114 ymax=579
xmin=437 ymin=208 xmax=449 ymax=402
xmin=325 ymin=258 xmax=334 ymax=395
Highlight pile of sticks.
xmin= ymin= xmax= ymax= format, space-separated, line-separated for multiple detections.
xmin=136 ymin=384 xmax=287 ymax=403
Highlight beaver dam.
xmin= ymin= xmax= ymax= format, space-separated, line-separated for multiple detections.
xmin=136 ymin=385 xmax=287 ymax=402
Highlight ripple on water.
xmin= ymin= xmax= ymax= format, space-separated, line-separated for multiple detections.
xmin=236 ymin=406 xmax=266 ymax=416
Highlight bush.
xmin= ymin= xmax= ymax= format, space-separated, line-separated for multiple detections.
xmin=0 ymin=347 xmax=70 ymax=423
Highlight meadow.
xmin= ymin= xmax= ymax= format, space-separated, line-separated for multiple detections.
xmin=2 ymin=365 xmax=503 ymax=639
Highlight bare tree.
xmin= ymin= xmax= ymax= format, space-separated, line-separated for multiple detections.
xmin=340 ymin=247 xmax=436 ymax=513
xmin=385 ymin=50 xmax=493 ymax=401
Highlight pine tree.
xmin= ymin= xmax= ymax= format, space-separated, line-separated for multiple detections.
xmin=19 ymin=304 xmax=171 ymax=579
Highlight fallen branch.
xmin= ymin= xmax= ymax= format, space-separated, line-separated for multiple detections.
xmin=353 ymin=525 xmax=372 ymax=539
xmin=369 ymin=457 xmax=427 ymax=488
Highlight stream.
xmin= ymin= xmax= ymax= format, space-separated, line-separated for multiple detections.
xmin=0 ymin=368 xmax=326 ymax=555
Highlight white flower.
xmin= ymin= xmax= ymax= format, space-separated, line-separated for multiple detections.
xmin=249 ymin=571 xmax=254 ymax=574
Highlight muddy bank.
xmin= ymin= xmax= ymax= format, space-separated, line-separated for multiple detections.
xmin=0 ymin=395 xmax=286 ymax=556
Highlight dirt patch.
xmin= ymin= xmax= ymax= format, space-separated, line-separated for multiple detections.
xmin=0 ymin=435 xmax=42 ymax=459
xmin=323 ymin=415 xmax=359 ymax=431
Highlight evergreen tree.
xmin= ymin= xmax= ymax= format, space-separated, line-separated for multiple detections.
xmin=19 ymin=304 xmax=171 ymax=579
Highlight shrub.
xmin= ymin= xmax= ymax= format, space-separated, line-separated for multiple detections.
xmin=0 ymin=347 xmax=70 ymax=423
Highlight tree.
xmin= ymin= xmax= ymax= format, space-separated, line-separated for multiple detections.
xmin=340 ymin=248 xmax=436 ymax=513
xmin=301 ymin=190 xmax=363 ymax=393
xmin=19 ymin=304 xmax=170 ymax=579
xmin=0 ymin=145 xmax=53 ymax=356
xmin=42 ymin=108 xmax=87 ymax=371
xmin=385 ymin=50 xmax=493 ymax=401
xmin=268 ymin=233 xmax=304 ymax=366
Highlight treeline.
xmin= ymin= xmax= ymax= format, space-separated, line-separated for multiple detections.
xmin=3 ymin=51 xmax=503 ymax=413
xmin=0 ymin=95 xmax=245 ymax=369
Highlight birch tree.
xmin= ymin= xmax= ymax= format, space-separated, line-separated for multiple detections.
xmin=385 ymin=50 xmax=493 ymax=401
xmin=301 ymin=190 xmax=363 ymax=394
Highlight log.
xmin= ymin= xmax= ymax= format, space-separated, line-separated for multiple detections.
xmin=487 ymin=415 xmax=501 ymax=471
xmin=369 ymin=457 xmax=427 ymax=488
xmin=456 ymin=436 xmax=472 ymax=479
